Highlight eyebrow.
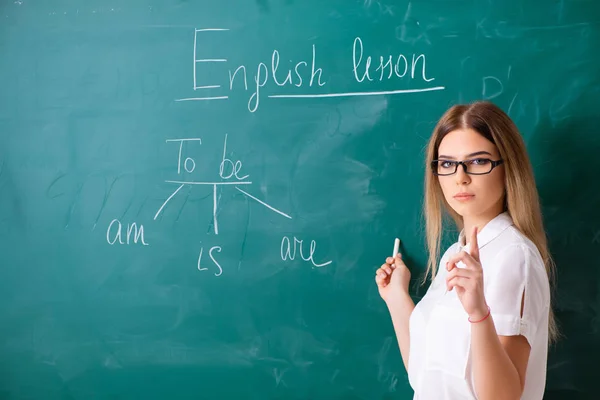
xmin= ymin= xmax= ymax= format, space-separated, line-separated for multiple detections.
xmin=437 ymin=151 xmax=493 ymax=160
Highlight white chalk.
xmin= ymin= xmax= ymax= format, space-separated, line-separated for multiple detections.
xmin=392 ymin=238 xmax=400 ymax=257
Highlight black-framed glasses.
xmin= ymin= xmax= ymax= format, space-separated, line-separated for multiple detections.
xmin=431 ymin=158 xmax=504 ymax=176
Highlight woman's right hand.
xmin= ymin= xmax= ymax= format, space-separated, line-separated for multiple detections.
xmin=375 ymin=253 xmax=411 ymax=304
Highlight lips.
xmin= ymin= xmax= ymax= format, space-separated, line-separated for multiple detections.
xmin=454 ymin=193 xmax=475 ymax=200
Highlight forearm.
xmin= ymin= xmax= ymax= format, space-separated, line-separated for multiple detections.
xmin=471 ymin=315 xmax=522 ymax=400
xmin=386 ymin=294 xmax=415 ymax=372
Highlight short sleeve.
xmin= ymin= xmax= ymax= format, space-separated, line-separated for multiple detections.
xmin=485 ymin=244 xmax=550 ymax=346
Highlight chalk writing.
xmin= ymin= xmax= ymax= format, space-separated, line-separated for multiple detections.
xmin=220 ymin=134 xmax=249 ymax=180
xmin=176 ymin=28 xmax=445 ymax=111
xmin=230 ymin=44 xmax=326 ymax=112
xmin=193 ymin=28 xmax=230 ymax=96
xmin=155 ymin=135 xmax=292 ymax=234
xmin=482 ymin=76 xmax=503 ymax=100
xmin=481 ymin=66 xmax=513 ymax=101
xmin=273 ymin=367 xmax=289 ymax=387
xmin=140 ymin=27 xmax=447 ymax=274
xmin=280 ymin=236 xmax=332 ymax=268
xmin=353 ymin=36 xmax=434 ymax=83
xmin=197 ymin=245 xmax=223 ymax=276
xmin=166 ymin=138 xmax=202 ymax=175
xmin=106 ymin=219 xmax=149 ymax=246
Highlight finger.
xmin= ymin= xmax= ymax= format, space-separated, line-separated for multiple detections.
xmin=470 ymin=226 xmax=480 ymax=262
xmin=445 ymin=271 xmax=469 ymax=287
xmin=446 ymin=267 xmax=476 ymax=280
xmin=376 ymin=276 xmax=387 ymax=288
xmin=394 ymin=253 xmax=405 ymax=267
xmin=386 ymin=257 xmax=394 ymax=265
xmin=375 ymin=270 xmax=387 ymax=286
xmin=447 ymin=276 xmax=471 ymax=291
xmin=447 ymin=251 xmax=478 ymax=270
xmin=383 ymin=265 xmax=392 ymax=275
xmin=446 ymin=252 xmax=466 ymax=270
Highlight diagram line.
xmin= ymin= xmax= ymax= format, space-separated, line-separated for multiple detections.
xmin=165 ymin=180 xmax=252 ymax=185
xmin=235 ymin=187 xmax=292 ymax=219
xmin=213 ymin=184 xmax=219 ymax=235
xmin=154 ymin=184 xmax=185 ymax=220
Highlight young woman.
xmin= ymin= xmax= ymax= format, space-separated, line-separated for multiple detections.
xmin=375 ymin=101 xmax=558 ymax=400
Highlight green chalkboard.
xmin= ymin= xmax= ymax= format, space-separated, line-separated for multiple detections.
xmin=1 ymin=1 xmax=599 ymax=399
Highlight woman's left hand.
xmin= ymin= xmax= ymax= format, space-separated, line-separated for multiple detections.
xmin=445 ymin=227 xmax=489 ymax=321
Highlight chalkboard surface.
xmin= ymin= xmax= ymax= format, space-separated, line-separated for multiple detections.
xmin=1 ymin=1 xmax=599 ymax=399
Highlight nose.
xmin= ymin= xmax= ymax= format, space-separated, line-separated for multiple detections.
xmin=455 ymin=162 xmax=471 ymax=185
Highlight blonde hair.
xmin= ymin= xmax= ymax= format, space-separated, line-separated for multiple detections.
xmin=423 ymin=100 xmax=559 ymax=344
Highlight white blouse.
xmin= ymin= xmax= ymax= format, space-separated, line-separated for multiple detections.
xmin=407 ymin=212 xmax=551 ymax=399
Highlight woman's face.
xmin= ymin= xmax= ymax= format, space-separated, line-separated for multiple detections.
xmin=436 ymin=128 xmax=506 ymax=220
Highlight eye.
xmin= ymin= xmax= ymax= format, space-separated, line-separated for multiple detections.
xmin=439 ymin=160 xmax=455 ymax=169
xmin=469 ymin=158 xmax=490 ymax=165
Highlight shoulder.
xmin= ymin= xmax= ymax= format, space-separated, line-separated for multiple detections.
xmin=485 ymin=226 xmax=550 ymax=301
xmin=492 ymin=225 xmax=545 ymax=270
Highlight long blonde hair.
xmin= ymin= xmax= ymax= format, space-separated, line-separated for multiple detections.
xmin=423 ymin=100 xmax=559 ymax=344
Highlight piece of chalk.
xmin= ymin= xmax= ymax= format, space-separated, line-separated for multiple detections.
xmin=392 ymin=238 xmax=400 ymax=257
